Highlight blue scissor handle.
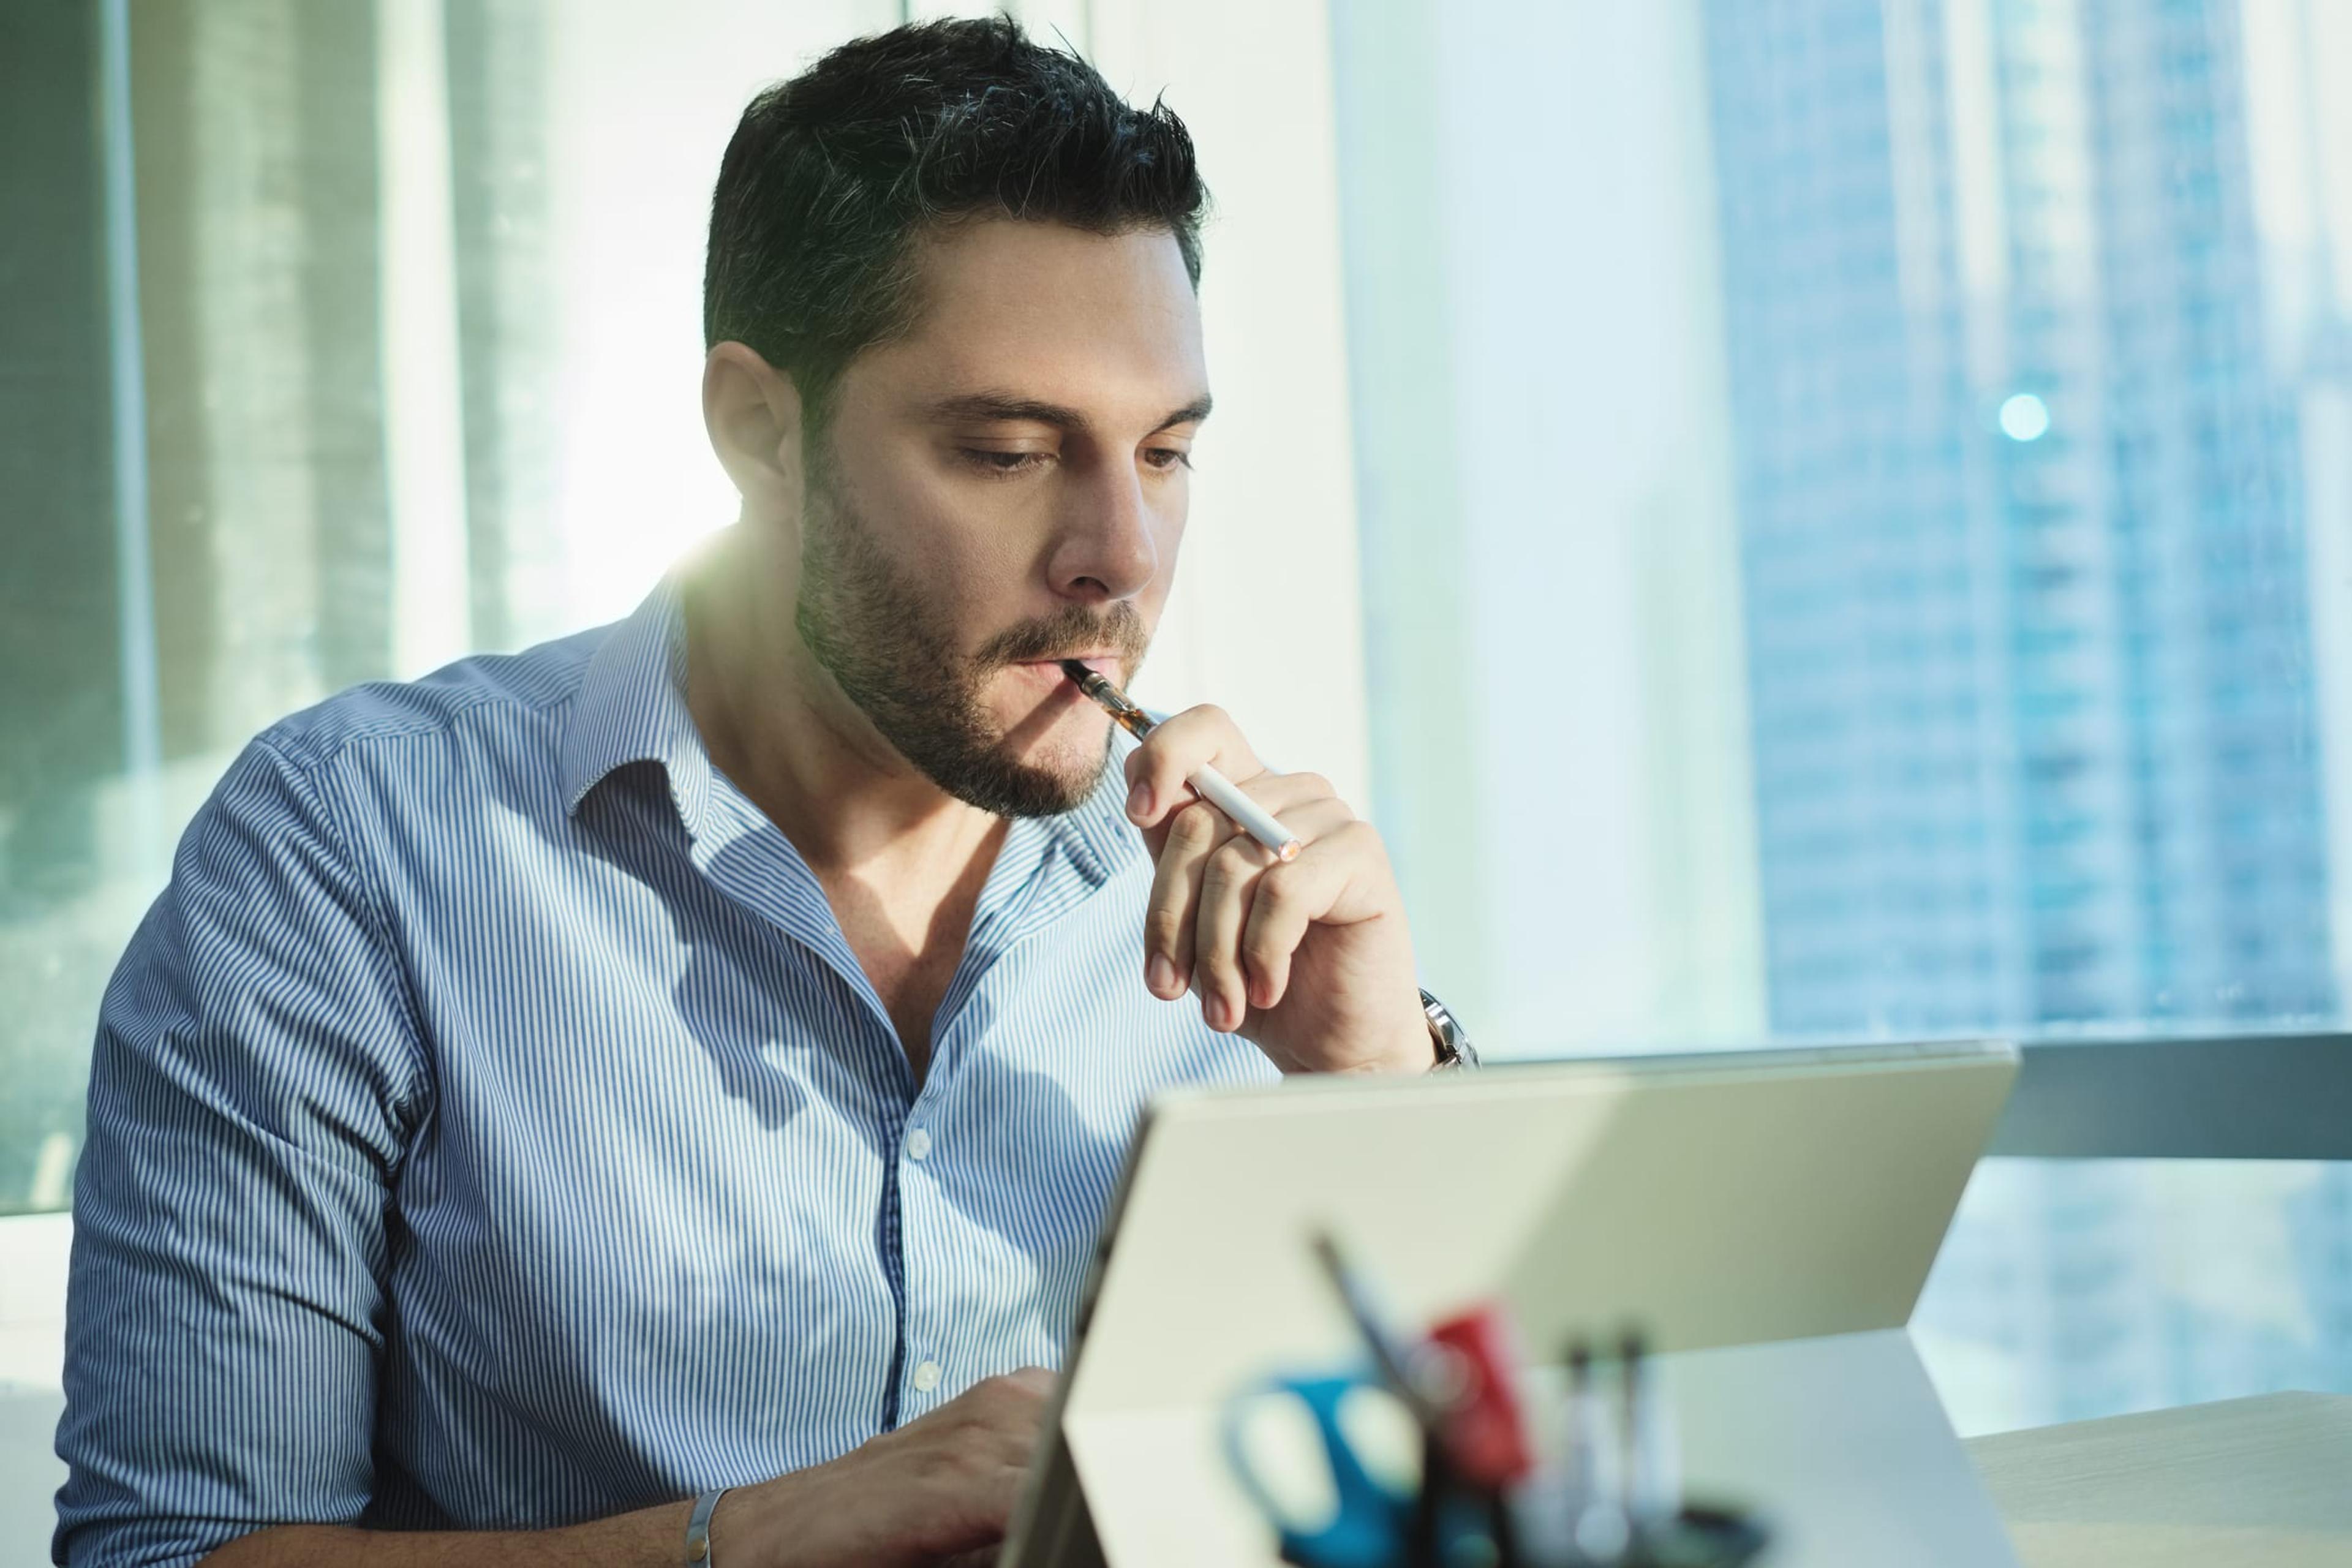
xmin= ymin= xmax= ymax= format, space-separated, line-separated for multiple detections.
xmin=1220 ymin=1370 xmax=1414 ymax=1568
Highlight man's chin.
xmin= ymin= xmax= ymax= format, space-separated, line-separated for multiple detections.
xmin=938 ymin=758 xmax=1105 ymax=818
xmin=1001 ymin=740 xmax=1114 ymax=817
xmin=917 ymin=727 xmax=1111 ymax=820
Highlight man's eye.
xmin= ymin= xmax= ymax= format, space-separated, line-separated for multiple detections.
xmin=1144 ymin=448 xmax=1194 ymax=471
xmin=963 ymin=449 xmax=1049 ymax=476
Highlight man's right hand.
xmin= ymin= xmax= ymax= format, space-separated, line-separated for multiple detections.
xmin=721 ymin=1367 xmax=1056 ymax=1568
xmin=197 ymin=1366 xmax=1056 ymax=1568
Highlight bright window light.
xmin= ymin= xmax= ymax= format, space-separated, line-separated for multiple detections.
xmin=1999 ymin=391 xmax=2051 ymax=442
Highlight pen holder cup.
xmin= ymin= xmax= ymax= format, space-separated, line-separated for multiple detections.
xmin=1602 ymin=1504 xmax=1771 ymax=1568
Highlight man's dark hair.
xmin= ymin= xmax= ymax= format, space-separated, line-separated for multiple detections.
xmin=704 ymin=15 xmax=1208 ymax=432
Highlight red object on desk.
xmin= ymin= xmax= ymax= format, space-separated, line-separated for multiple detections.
xmin=1427 ymin=1302 xmax=1535 ymax=1489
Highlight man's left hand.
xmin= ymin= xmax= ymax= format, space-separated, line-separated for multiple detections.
xmin=1121 ymin=704 xmax=1431 ymax=1076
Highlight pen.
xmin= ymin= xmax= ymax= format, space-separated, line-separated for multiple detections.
xmin=1622 ymin=1330 xmax=1680 ymax=1528
xmin=1058 ymin=660 xmax=1303 ymax=862
xmin=1306 ymin=1231 xmax=1475 ymax=1568
xmin=1566 ymin=1339 xmax=1631 ymax=1564
xmin=1307 ymin=1231 xmax=1450 ymax=1430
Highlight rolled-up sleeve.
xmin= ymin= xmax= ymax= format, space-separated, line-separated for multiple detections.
xmin=55 ymin=736 xmax=427 ymax=1567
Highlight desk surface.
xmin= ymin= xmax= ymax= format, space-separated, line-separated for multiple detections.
xmin=1965 ymin=1392 xmax=2352 ymax=1568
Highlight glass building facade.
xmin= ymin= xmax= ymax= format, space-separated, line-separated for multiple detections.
xmin=1700 ymin=0 xmax=2351 ymax=1423
xmin=1703 ymin=0 xmax=2334 ymax=1038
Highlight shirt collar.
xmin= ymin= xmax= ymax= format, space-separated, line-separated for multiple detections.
xmin=559 ymin=573 xmax=1148 ymax=889
xmin=1055 ymin=734 xmax=1149 ymax=890
xmin=558 ymin=576 xmax=713 ymax=833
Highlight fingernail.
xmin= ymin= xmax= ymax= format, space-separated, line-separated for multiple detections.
xmin=1205 ymin=993 xmax=1231 ymax=1030
xmin=1126 ymin=778 xmax=1152 ymax=820
xmin=1147 ymin=954 xmax=1176 ymax=995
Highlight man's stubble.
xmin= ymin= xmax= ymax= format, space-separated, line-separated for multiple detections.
xmin=792 ymin=447 xmax=1151 ymax=818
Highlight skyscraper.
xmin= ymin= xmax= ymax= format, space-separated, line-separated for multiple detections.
xmin=1703 ymin=0 xmax=2030 ymax=1038
xmin=1699 ymin=0 xmax=2348 ymax=1425
xmin=1702 ymin=0 xmax=2334 ymax=1039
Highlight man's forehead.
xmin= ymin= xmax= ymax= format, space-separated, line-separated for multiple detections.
xmin=865 ymin=217 xmax=1208 ymax=418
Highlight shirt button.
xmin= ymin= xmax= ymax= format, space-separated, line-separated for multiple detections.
xmin=912 ymin=1360 xmax=943 ymax=1392
xmin=905 ymin=1126 xmax=932 ymax=1161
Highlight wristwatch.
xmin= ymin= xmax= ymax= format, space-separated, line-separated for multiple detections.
xmin=1420 ymin=988 xmax=1478 ymax=1071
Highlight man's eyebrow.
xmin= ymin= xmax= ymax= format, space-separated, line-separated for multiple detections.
xmin=1155 ymin=393 xmax=1214 ymax=429
xmin=927 ymin=390 xmax=1215 ymax=433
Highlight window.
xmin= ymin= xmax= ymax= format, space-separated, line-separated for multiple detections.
xmin=1330 ymin=0 xmax=2352 ymax=1429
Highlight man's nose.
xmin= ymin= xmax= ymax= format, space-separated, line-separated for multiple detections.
xmin=1047 ymin=455 xmax=1159 ymax=604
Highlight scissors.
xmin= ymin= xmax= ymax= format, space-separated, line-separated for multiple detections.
xmin=1221 ymin=1302 xmax=1534 ymax=1568
xmin=1225 ymin=1360 xmax=1531 ymax=1568
xmin=1221 ymin=1366 xmax=1420 ymax=1568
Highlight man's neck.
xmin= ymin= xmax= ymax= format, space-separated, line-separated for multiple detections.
xmin=682 ymin=527 xmax=1009 ymax=1077
xmin=680 ymin=526 xmax=1003 ymax=884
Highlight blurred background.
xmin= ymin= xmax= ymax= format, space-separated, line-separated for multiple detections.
xmin=3 ymin=0 xmax=2350 ymax=1498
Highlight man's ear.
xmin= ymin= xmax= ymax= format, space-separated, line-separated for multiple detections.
xmin=703 ymin=341 xmax=809 ymax=510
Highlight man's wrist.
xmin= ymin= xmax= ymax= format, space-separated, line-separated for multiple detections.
xmin=711 ymin=1471 xmax=831 ymax=1568
xmin=715 ymin=1453 xmax=946 ymax=1568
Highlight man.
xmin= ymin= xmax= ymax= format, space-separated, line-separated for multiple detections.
xmin=56 ymin=18 xmax=1459 ymax=1568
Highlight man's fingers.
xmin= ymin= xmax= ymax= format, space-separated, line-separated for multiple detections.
xmin=1237 ymin=821 xmax=1377 ymax=1011
xmin=1191 ymin=834 xmax=1266 ymax=1031
xmin=1137 ymin=768 xmax=1340 ymax=860
xmin=970 ymin=1366 xmax=1053 ymax=1401
xmin=1141 ymin=772 xmax=1345 ymax=995
xmin=962 ymin=1367 xmax=1055 ymax=1478
xmin=1122 ymin=705 xmax=1267 ymax=827
xmin=1137 ymin=761 xmax=1365 ymax=1020
xmin=1193 ymin=799 xmax=1356 ymax=1028
xmin=1144 ymin=802 xmax=1229 ymax=995
xmin=970 ymin=1366 xmax=1054 ymax=1427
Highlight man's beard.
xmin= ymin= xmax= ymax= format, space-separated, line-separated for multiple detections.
xmin=793 ymin=460 xmax=1151 ymax=818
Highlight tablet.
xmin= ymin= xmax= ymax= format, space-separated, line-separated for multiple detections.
xmin=1001 ymin=1040 xmax=2022 ymax=1568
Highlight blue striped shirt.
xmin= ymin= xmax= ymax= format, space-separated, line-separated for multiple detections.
xmin=55 ymin=577 xmax=1275 ymax=1566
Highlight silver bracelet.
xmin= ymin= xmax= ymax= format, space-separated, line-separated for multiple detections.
xmin=685 ymin=1485 xmax=729 ymax=1565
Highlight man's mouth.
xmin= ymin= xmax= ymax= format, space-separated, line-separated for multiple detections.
xmin=1011 ymin=654 xmax=1122 ymax=684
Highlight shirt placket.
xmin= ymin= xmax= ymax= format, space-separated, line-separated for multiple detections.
xmin=687 ymin=782 xmax=927 ymax=1427
xmin=886 ymin=818 xmax=1079 ymax=1422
